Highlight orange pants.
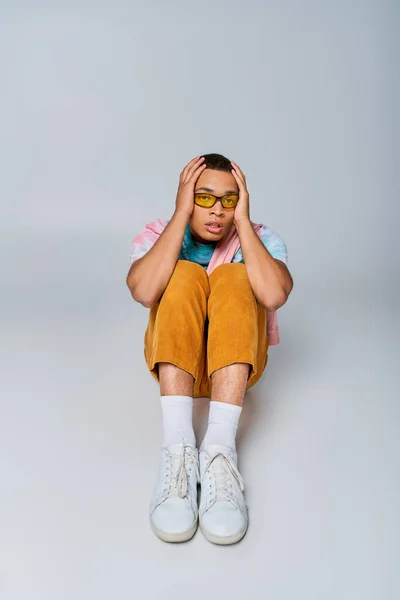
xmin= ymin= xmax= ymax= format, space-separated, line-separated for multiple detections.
xmin=144 ymin=260 xmax=269 ymax=398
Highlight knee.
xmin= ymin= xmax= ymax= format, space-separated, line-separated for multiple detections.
xmin=211 ymin=262 xmax=246 ymax=277
xmin=209 ymin=262 xmax=249 ymax=289
xmin=163 ymin=260 xmax=209 ymax=300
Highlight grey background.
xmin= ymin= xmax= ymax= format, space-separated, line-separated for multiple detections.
xmin=1 ymin=1 xmax=399 ymax=599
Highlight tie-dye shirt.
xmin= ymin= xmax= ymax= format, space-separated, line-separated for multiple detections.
xmin=129 ymin=219 xmax=288 ymax=267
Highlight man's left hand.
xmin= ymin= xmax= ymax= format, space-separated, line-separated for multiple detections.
xmin=231 ymin=160 xmax=250 ymax=225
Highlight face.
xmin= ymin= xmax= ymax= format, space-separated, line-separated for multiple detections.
xmin=190 ymin=169 xmax=239 ymax=244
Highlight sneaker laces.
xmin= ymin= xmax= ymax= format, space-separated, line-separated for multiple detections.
xmin=202 ymin=451 xmax=245 ymax=507
xmin=163 ymin=443 xmax=200 ymax=500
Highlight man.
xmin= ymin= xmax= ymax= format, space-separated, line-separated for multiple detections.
xmin=126 ymin=153 xmax=293 ymax=545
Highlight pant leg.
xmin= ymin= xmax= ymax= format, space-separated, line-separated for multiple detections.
xmin=207 ymin=262 xmax=269 ymax=391
xmin=193 ymin=317 xmax=212 ymax=398
xmin=144 ymin=260 xmax=209 ymax=386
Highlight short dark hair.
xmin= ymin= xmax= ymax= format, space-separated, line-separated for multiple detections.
xmin=201 ymin=153 xmax=232 ymax=173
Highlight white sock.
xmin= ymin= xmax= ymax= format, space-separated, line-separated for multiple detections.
xmin=160 ymin=395 xmax=196 ymax=447
xmin=200 ymin=400 xmax=243 ymax=453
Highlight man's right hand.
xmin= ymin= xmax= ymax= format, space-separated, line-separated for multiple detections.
xmin=175 ymin=156 xmax=207 ymax=218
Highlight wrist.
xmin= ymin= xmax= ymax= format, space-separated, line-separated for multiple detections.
xmin=173 ymin=209 xmax=192 ymax=223
xmin=234 ymin=216 xmax=251 ymax=228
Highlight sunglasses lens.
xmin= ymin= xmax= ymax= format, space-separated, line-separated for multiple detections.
xmin=194 ymin=194 xmax=214 ymax=207
xmin=222 ymin=195 xmax=239 ymax=208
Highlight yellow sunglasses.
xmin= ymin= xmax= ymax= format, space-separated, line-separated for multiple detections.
xmin=194 ymin=193 xmax=239 ymax=209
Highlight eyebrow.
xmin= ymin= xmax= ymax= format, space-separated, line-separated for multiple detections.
xmin=195 ymin=187 xmax=238 ymax=194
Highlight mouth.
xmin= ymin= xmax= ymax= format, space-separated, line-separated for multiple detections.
xmin=205 ymin=222 xmax=223 ymax=234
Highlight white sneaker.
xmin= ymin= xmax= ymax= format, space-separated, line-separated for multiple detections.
xmin=149 ymin=442 xmax=200 ymax=542
xmin=199 ymin=444 xmax=249 ymax=545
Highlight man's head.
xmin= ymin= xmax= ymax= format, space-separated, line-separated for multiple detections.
xmin=190 ymin=153 xmax=238 ymax=244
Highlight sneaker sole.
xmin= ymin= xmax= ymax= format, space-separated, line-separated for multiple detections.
xmin=150 ymin=517 xmax=199 ymax=543
xmin=199 ymin=521 xmax=248 ymax=545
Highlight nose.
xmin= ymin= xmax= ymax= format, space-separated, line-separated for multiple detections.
xmin=211 ymin=199 xmax=224 ymax=215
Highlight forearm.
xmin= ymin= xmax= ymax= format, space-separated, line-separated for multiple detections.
xmin=126 ymin=210 xmax=190 ymax=307
xmin=235 ymin=218 xmax=288 ymax=310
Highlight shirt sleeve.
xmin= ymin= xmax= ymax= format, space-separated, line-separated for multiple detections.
xmin=258 ymin=224 xmax=288 ymax=265
xmin=232 ymin=224 xmax=289 ymax=265
xmin=129 ymin=225 xmax=159 ymax=265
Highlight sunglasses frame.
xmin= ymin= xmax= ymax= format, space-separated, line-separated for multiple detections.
xmin=194 ymin=193 xmax=239 ymax=209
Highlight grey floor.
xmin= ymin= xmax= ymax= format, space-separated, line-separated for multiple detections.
xmin=1 ymin=234 xmax=398 ymax=600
